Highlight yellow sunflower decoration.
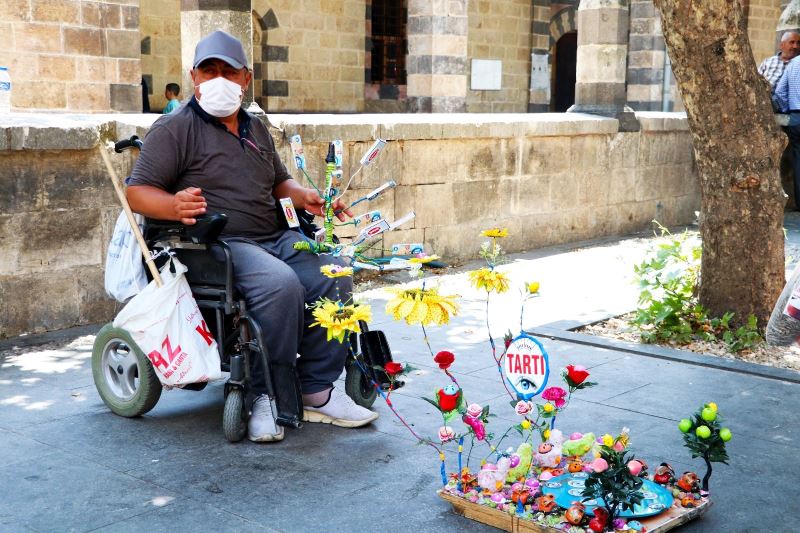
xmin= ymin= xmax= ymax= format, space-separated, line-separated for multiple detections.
xmin=527 ymin=281 xmax=540 ymax=294
xmin=320 ymin=264 xmax=353 ymax=278
xmin=310 ymin=300 xmax=372 ymax=342
xmin=469 ymin=268 xmax=510 ymax=294
xmin=481 ymin=228 xmax=508 ymax=238
xmin=385 ymin=287 xmax=459 ymax=326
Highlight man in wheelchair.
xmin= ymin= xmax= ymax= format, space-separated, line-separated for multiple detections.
xmin=125 ymin=30 xmax=378 ymax=442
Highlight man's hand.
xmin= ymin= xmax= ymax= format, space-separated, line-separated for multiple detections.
xmin=173 ymin=187 xmax=206 ymax=225
xmin=302 ymin=189 xmax=353 ymax=221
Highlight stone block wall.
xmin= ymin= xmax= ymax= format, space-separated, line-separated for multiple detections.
xmin=0 ymin=0 xmax=142 ymax=112
xmin=0 ymin=114 xmax=156 ymax=338
xmin=0 ymin=112 xmax=697 ymax=338
xmin=251 ymin=0 xmax=366 ymax=112
xmin=271 ymin=112 xmax=697 ymax=271
xmin=139 ymin=0 xmax=181 ymax=113
xmin=748 ymin=0 xmax=783 ymax=63
xmin=466 ymin=0 xmax=532 ymax=113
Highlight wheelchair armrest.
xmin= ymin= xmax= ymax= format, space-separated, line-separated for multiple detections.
xmin=145 ymin=213 xmax=228 ymax=244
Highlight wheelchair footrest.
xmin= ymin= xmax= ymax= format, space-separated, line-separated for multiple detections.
xmin=277 ymin=414 xmax=303 ymax=429
xmin=359 ymin=329 xmax=396 ymax=388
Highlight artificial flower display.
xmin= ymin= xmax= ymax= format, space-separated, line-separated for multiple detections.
xmin=433 ymin=350 xmax=455 ymax=370
xmin=515 ymin=400 xmax=533 ymax=416
xmin=481 ymin=228 xmax=508 ymax=238
xmin=319 ymin=264 xmax=353 ymax=278
xmin=469 ymin=267 xmax=510 ymax=294
xmin=541 ymin=386 xmax=567 ymax=408
xmin=564 ymin=364 xmax=589 ymax=385
xmin=462 ymin=403 xmax=487 ymax=441
xmin=408 ymin=254 xmax=440 ymax=264
xmin=309 ymin=299 xmax=371 ymax=342
xmin=435 ymin=384 xmax=462 ymax=414
xmin=385 ymin=287 xmax=459 ymax=326
xmin=439 ymin=426 xmax=456 ymax=443
xmin=384 ymin=361 xmax=404 ymax=375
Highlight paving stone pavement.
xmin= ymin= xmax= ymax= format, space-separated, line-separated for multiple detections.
xmin=2 ymin=218 xmax=799 ymax=533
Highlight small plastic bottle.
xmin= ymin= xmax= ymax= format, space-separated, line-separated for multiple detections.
xmin=0 ymin=67 xmax=11 ymax=113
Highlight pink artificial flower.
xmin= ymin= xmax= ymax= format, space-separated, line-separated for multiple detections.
xmin=466 ymin=403 xmax=483 ymax=418
xmin=541 ymin=386 xmax=568 ymax=408
xmin=439 ymin=426 xmax=456 ymax=443
xmin=515 ymin=400 xmax=533 ymax=416
xmin=463 ymin=414 xmax=486 ymax=440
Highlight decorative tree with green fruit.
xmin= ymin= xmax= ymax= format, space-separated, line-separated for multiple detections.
xmin=582 ymin=437 xmax=644 ymax=532
xmin=677 ymin=402 xmax=732 ymax=492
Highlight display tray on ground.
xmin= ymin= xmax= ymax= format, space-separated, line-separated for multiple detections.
xmin=438 ymin=490 xmax=712 ymax=533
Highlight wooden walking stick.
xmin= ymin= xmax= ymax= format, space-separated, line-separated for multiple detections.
xmin=99 ymin=143 xmax=163 ymax=287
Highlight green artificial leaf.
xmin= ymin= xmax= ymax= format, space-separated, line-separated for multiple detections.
xmin=421 ymin=396 xmax=442 ymax=412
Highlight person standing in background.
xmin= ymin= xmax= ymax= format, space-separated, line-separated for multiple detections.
xmin=163 ymin=83 xmax=181 ymax=114
xmin=758 ymin=31 xmax=800 ymax=91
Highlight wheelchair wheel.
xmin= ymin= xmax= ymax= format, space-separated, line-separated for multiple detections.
xmin=344 ymin=361 xmax=377 ymax=409
xmin=92 ymin=323 xmax=162 ymax=417
xmin=223 ymin=387 xmax=247 ymax=442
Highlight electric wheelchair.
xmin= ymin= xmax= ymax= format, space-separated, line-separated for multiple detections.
xmin=91 ymin=135 xmax=397 ymax=442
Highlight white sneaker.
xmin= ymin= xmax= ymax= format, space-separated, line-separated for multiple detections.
xmin=303 ymin=387 xmax=379 ymax=428
xmin=248 ymin=394 xmax=284 ymax=442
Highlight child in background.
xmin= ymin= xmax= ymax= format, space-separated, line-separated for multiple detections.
xmin=163 ymin=83 xmax=181 ymax=114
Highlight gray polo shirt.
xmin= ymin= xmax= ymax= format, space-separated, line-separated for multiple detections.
xmin=128 ymin=97 xmax=291 ymax=240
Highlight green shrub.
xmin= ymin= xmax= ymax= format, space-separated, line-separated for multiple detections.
xmin=632 ymin=224 xmax=762 ymax=352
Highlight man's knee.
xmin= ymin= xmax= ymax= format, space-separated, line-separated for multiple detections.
xmin=246 ymin=268 xmax=305 ymax=310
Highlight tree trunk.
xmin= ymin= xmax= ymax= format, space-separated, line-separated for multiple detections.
xmin=653 ymin=0 xmax=786 ymax=329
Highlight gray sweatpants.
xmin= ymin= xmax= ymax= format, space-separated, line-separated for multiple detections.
xmin=225 ymin=230 xmax=352 ymax=394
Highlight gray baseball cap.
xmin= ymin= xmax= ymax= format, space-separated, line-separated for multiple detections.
xmin=193 ymin=30 xmax=248 ymax=69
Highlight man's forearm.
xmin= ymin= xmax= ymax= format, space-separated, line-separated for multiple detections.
xmin=273 ymin=178 xmax=312 ymax=209
xmin=127 ymin=185 xmax=179 ymax=220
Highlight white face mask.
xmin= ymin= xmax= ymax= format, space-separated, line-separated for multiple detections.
xmin=196 ymin=77 xmax=243 ymax=117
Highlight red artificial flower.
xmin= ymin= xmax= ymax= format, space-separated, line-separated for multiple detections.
xmin=433 ymin=350 xmax=455 ymax=370
xmin=437 ymin=388 xmax=460 ymax=412
xmin=566 ymin=365 xmax=590 ymax=385
xmin=384 ymin=362 xmax=404 ymax=376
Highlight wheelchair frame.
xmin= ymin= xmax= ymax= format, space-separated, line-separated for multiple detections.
xmin=92 ymin=135 xmax=386 ymax=443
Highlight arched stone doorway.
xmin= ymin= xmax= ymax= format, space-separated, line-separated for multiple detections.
xmin=549 ymin=6 xmax=577 ymax=112
xmin=553 ymin=31 xmax=577 ymax=112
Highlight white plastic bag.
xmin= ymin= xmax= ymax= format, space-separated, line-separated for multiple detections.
xmin=105 ymin=211 xmax=147 ymax=302
xmin=113 ymin=256 xmax=223 ymax=387
xmin=767 ymin=260 xmax=800 ymax=345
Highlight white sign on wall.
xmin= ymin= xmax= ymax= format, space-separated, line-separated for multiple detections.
xmin=471 ymin=59 xmax=502 ymax=91
xmin=530 ymin=53 xmax=550 ymax=91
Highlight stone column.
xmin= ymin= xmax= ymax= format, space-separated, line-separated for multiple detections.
xmin=529 ymin=0 xmax=551 ymax=112
xmin=406 ymin=0 xmax=468 ymax=113
xmin=778 ymin=0 xmax=800 ymax=40
xmin=626 ymin=0 xmax=665 ymax=111
xmin=180 ymin=0 xmax=254 ymax=105
xmin=568 ymin=0 xmax=639 ymax=131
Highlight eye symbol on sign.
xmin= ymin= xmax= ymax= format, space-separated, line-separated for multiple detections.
xmin=503 ymin=333 xmax=550 ymax=401
xmin=367 ymin=225 xmax=382 ymax=236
